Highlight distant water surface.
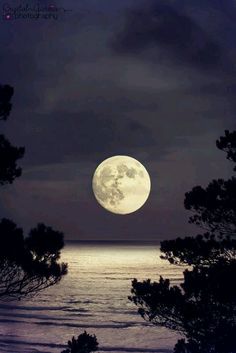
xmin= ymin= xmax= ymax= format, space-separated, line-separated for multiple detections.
xmin=0 ymin=242 xmax=184 ymax=353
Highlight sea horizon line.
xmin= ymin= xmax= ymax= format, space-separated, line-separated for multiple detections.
xmin=65 ymin=239 xmax=161 ymax=244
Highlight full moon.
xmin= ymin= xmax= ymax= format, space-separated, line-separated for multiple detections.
xmin=92 ymin=155 xmax=151 ymax=214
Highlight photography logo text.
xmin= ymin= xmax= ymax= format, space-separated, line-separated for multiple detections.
xmin=3 ymin=3 xmax=72 ymax=20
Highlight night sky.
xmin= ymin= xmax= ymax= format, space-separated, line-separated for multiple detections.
xmin=1 ymin=0 xmax=236 ymax=241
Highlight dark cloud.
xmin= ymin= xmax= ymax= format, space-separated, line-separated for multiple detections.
xmin=111 ymin=1 xmax=223 ymax=70
xmin=6 ymin=111 xmax=154 ymax=166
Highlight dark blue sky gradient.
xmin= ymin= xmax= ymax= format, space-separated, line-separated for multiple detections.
xmin=1 ymin=0 xmax=236 ymax=240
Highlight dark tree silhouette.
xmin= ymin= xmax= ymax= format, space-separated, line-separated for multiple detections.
xmin=216 ymin=130 xmax=236 ymax=169
xmin=184 ymin=178 xmax=236 ymax=236
xmin=0 ymin=84 xmax=14 ymax=121
xmin=61 ymin=331 xmax=99 ymax=353
xmin=131 ymin=259 xmax=236 ymax=353
xmin=0 ymin=219 xmax=67 ymax=300
xmin=0 ymin=84 xmax=67 ymax=300
xmin=184 ymin=131 xmax=236 ymax=237
xmin=160 ymin=233 xmax=236 ymax=266
xmin=0 ymin=84 xmax=24 ymax=185
xmin=0 ymin=135 xmax=25 ymax=185
xmin=130 ymin=131 xmax=236 ymax=353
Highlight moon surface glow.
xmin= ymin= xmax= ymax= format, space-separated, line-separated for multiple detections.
xmin=92 ymin=155 xmax=151 ymax=214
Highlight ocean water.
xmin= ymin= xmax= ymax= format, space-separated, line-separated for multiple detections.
xmin=0 ymin=243 xmax=184 ymax=353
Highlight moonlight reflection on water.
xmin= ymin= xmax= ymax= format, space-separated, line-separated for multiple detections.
xmin=0 ymin=243 xmax=182 ymax=353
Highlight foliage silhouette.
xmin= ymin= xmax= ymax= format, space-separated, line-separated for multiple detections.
xmin=0 ymin=219 xmax=67 ymax=300
xmin=183 ymin=131 xmax=236 ymax=237
xmin=184 ymin=178 xmax=236 ymax=236
xmin=0 ymin=84 xmax=67 ymax=300
xmin=160 ymin=233 xmax=236 ymax=266
xmin=216 ymin=130 xmax=236 ymax=169
xmin=61 ymin=331 xmax=99 ymax=353
xmin=0 ymin=134 xmax=25 ymax=185
xmin=130 ymin=130 xmax=236 ymax=353
xmin=0 ymin=84 xmax=14 ymax=121
xmin=0 ymin=84 xmax=24 ymax=185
